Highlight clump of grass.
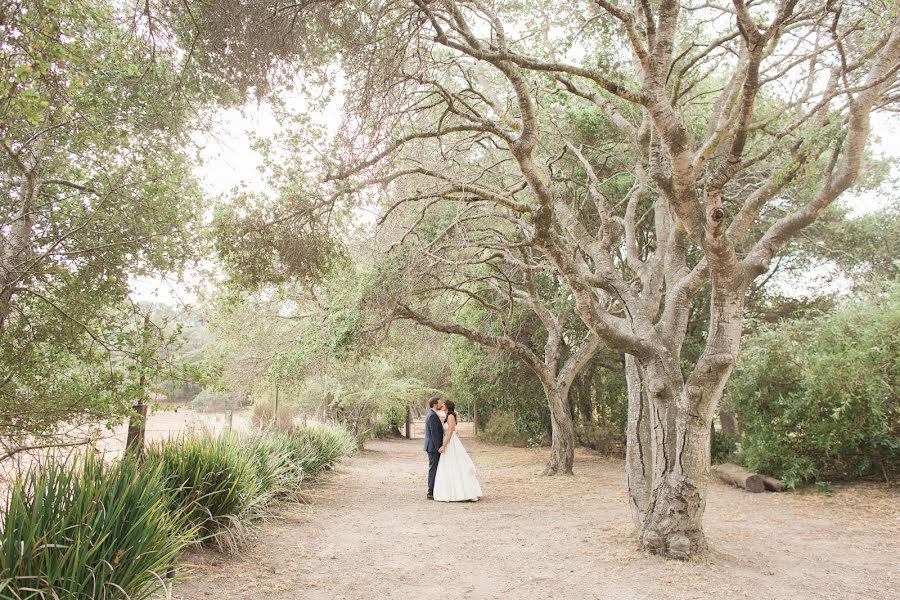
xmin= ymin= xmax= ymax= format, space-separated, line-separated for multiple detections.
xmin=0 ymin=453 xmax=196 ymax=600
xmin=145 ymin=434 xmax=260 ymax=552
xmin=285 ymin=424 xmax=357 ymax=478
xmin=0 ymin=423 xmax=357 ymax=599
xmin=245 ymin=433 xmax=306 ymax=507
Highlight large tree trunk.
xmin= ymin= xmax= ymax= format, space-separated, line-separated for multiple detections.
xmin=719 ymin=411 xmax=738 ymax=436
xmin=638 ymin=404 xmax=712 ymax=559
xmin=542 ymin=381 xmax=576 ymax=475
xmin=624 ymin=356 xmax=716 ymax=559
xmin=629 ymin=355 xmax=710 ymax=559
xmin=629 ymin=278 xmax=745 ymax=559
xmin=625 ymin=354 xmax=652 ymax=524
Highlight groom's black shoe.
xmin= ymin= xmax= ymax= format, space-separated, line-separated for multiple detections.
xmin=427 ymin=494 xmax=434 ymax=500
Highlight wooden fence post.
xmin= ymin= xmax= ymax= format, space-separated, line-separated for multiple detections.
xmin=273 ymin=385 xmax=279 ymax=428
xmin=405 ymin=405 xmax=412 ymax=439
xmin=126 ymin=402 xmax=148 ymax=457
xmin=126 ymin=314 xmax=152 ymax=457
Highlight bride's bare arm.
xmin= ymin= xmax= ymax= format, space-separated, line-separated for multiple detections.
xmin=440 ymin=414 xmax=457 ymax=453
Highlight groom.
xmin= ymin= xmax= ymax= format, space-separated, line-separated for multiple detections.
xmin=424 ymin=396 xmax=444 ymax=500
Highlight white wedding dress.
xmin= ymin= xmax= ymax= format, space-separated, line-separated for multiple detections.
xmin=433 ymin=425 xmax=482 ymax=502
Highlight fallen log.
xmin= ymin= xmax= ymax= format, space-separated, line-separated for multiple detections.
xmin=711 ymin=463 xmax=765 ymax=493
xmin=761 ymin=475 xmax=786 ymax=492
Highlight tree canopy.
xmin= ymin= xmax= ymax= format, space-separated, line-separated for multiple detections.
xmin=0 ymin=1 xmax=208 ymax=444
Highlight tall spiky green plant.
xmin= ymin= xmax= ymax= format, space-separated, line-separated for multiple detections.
xmin=246 ymin=433 xmax=306 ymax=507
xmin=0 ymin=453 xmax=196 ymax=600
xmin=286 ymin=424 xmax=357 ymax=478
xmin=145 ymin=434 xmax=262 ymax=552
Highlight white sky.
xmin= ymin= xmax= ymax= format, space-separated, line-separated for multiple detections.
xmin=130 ymin=99 xmax=900 ymax=307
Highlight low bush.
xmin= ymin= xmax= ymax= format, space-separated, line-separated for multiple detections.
xmin=0 ymin=453 xmax=196 ymax=600
xmin=480 ymin=412 xmax=528 ymax=447
xmin=372 ymin=417 xmax=402 ymax=438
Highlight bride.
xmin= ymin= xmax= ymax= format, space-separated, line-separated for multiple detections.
xmin=433 ymin=400 xmax=482 ymax=502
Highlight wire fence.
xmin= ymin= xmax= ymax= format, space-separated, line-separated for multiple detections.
xmin=405 ymin=418 xmax=476 ymax=439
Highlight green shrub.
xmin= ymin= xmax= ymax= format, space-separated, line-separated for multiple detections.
xmin=372 ymin=401 xmax=406 ymax=438
xmin=575 ymin=423 xmax=625 ymax=457
xmin=730 ymin=286 xmax=899 ymax=487
xmin=372 ymin=417 xmax=401 ymax=438
xmin=145 ymin=434 xmax=261 ymax=551
xmin=481 ymin=412 xmax=528 ymax=446
xmin=0 ymin=420 xmax=357 ymax=600
xmin=0 ymin=453 xmax=195 ymax=600
xmin=451 ymin=338 xmax=552 ymax=440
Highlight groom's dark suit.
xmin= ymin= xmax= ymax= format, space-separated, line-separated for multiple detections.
xmin=424 ymin=409 xmax=443 ymax=497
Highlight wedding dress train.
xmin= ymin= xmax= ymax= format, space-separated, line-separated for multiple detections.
xmin=433 ymin=433 xmax=482 ymax=502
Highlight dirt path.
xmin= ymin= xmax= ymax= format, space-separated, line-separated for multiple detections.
xmin=167 ymin=439 xmax=899 ymax=600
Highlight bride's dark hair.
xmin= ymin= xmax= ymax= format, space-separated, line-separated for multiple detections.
xmin=443 ymin=400 xmax=457 ymax=423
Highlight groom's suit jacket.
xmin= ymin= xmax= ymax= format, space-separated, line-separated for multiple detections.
xmin=424 ymin=409 xmax=443 ymax=453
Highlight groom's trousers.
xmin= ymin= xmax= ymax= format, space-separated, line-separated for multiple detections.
xmin=427 ymin=450 xmax=440 ymax=496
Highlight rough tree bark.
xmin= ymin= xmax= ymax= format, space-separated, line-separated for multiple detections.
xmin=0 ymin=159 xmax=39 ymax=332
xmin=575 ymin=371 xmax=593 ymax=425
xmin=719 ymin=412 xmax=738 ymax=436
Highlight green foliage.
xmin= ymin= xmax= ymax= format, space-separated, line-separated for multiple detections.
xmin=575 ymin=423 xmax=625 ymax=457
xmin=245 ymin=433 xmax=307 ymax=506
xmin=372 ymin=417 xmax=401 ymax=438
xmin=572 ymin=354 xmax=628 ymax=435
xmin=0 ymin=453 xmax=196 ymax=600
xmin=0 ymin=1 xmax=208 ymax=441
xmin=450 ymin=338 xmax=551 ymax=441
xmin=1 ymin=306 xmax=185 ymax=446
xmin=0 ymin=423 xmax=356 ymax=598
xmin=145 ymin=435 xmax=261 ymax=550
xmin=203 ymin=256 xmax=448 ymax=442
xmin=803 ymin=199 xmax=900 ymax=288
xmin=211 ymin=189 xmax=345 ymax=291
xmin=242 ymin=425 xmax=355 ymax=505
xmin=814 ymin=481 xmax=835 ymax=494
xmin=325 ymin=355 xmax=437 ymax=439
xmin=372 ymin=400 xmax=408 ymax=438
xmin=144 ymin=424 xmax=355 ymax=551
xmin=480 ymin=412 xmax=528 ymax=447
xmin=730 ymin=285 xmax=900 ymax=487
